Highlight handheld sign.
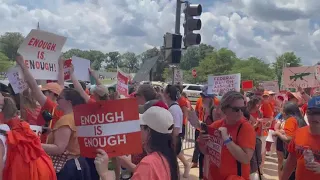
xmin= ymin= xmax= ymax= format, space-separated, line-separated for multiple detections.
xmin=206 ymin=127 xmax=223 ymax=168
xmin=18 ymin=29 xmax=67 ymax=80
xmin=7 ymin=66 xmax=28 ymax=94
xmin=73 ymin=98 xmax=142 ymax=158
xmin=29 ymin=125 xmax=43 ymax=137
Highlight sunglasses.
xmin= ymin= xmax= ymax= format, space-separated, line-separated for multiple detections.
xmin=229 ymin=106 xmax=247 ymax=112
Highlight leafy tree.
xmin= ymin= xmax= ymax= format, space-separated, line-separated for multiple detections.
xmin=0 ymin=52 xmax=14 ymax=72
xmin=273 ymin=52 xmax=301 ymax=87
xmin=121 ymin=52 xmax=139 ymax=73
xmin=138 ymin=47 xmax=160 ymax=64
xmin=229 ymin=57 xmax=275 ymax=84
xmin=0 ymin=32 xmax=24 ymax=60
xmin=63 ymin=49 xmax=106 ymax=70
xmin=106 ymin=51 xmax=121 ymax=69
xmin=180 ymin=44 xmax=214 ymax=70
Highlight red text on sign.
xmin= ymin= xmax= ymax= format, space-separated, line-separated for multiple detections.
xmin=84 ymin=134 xmax=127 ymax=148
xmin=80 ymin=111 xmax=124 ymax=125
xmin=27 ymin=38 xmax=57 ymax=51
xmin=37 ymin=51 xmax=45 ymax=60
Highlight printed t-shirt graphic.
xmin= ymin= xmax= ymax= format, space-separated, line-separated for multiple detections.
xmin=287 ymin=126 xmax=320 ymax=180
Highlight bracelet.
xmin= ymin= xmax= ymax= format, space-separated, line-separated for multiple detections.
xmin=223 ymin=137 xmax=233 ymax=145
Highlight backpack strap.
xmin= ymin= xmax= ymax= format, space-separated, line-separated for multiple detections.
xmin=236 ymin=123 xmax=243 ymax=177
xmin=256 ymin=149 xmax=262 ymax=180
xmin=0 ymin=129 xmax=7 ymax=136
xmin=169 ymin=102 xmax=179 ymax=108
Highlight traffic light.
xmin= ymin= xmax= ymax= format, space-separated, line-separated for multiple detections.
xmin=183 ymin=3 xmax=202 ymax=47
xmin=164 ymin=33 xmax=182 ymax=64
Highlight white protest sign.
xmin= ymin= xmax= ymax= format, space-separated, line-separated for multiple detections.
xmin=18 ymin=29 xmax=67 ymax=80
xmin=207 ymin=73 xmax=241 ymax=95
xmin=7 ymin=66 xmax=28 ymax=94
xmin=72 ymin=56 xmax=90 ymax=81
xmin=174 ymin=68 xmax=183 ymax=83
xmin=29 ymin=125 xmax=43 ymax=137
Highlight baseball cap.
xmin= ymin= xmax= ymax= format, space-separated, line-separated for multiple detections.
xmin=140 ymin=106 xmax=174 ymax=134
xmin=200 ymin=85 xmax=215 ymax=98
xmin=41 ymin=83 xmax=62 ymax=95
xmin=308 ymin=96 xmax=320 ymax=109
xmin=90 ymin=85 xmax=108 ymax=97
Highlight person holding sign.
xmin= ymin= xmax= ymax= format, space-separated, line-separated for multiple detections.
xmin=198 ymin=91 xmax=256 ymax=180
xmin=41 ymin=88 xmax=91 ymax=179
xmin=94 ymin=106 xmax=179 ymax=180
xmin=16 ymin=55 xmax=65 ymax=143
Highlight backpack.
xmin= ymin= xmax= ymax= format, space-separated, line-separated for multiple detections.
xmin=2 ymin=119 xmax=57 ymax=180
xmin=236 ymin=123 xmax=262 ymax=179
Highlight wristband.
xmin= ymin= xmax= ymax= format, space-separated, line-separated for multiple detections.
xmin=223 ymin=137 xmax=233 ymax=145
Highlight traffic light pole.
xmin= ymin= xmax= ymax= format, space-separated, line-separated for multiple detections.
xmin=172 ymin=0 xmax=182 ymax=85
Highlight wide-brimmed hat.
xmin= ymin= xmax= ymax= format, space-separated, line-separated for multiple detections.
xmin=41 ymin=83 xmax=62 ymax=95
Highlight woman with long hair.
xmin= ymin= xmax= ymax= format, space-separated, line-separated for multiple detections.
xmin=273 ymin=101 xmax=308 ymax=180
xmin=41 ymin=88 xmax=91 ymax=179
xmin=20 ymin=88 xmax=41 ymax=125
xmin=94 ymin=106 xmax=179 ymax=180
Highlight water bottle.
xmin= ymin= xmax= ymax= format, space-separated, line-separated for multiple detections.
xmin=303 ymin=147 xmax=315 ymax=164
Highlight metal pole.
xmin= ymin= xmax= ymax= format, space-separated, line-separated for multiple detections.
xmin=172 ymin=0 xmax=181 ymax=85
xmin=175 ymin=0 xmax=182 ymax=34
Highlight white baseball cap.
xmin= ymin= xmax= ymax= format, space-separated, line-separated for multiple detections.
xmin=140 ymin=106 xmax=174 ymax=134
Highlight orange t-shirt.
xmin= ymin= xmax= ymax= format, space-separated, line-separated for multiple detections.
xmin=287 ymin=126 xmax=320 ymax=180
xmin=195 ymin=97 xmax=204 ymax=121
xmin=203 ymin=119 xmax=256 ymax=180
xmin=284 ymin=117 xmax=299 ymax=138
xmin=36 ymin=98 xmax=64 ymax=143
xmin=132 ymin=152 xmax=170 ymax=180
xmin=260 ymin=102 xmax=274 ymax=118
xmin=178 ymin=96 xmax=189 ymax=125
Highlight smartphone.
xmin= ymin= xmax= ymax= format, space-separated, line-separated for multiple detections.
xmin=200 ymin=123 xmax=208 ymax=134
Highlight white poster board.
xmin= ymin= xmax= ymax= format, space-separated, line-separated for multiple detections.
xmin=207 ymin=73 xmax=241 ymax=95
xmin=7 ymin=66 xmax=28 ymax=94
xmin=29 ymin=125 xmax=43 ymax=137
xmin=174 ymin=68 xmax=183 ymax=84
xmin=72 ymin=56 xmax=90 ymax=81
xmin=17 ymin=29 xmax=67 ymax=80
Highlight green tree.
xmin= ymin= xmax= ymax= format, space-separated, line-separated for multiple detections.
xmin=106 ymin=51 xmax=121 ymax=69
xmin=273 ymin=52 xmax=301 ymax=87
xmin=230 ymin=57 xmax=275 ymax=84
xmin=0 ymin=32 xmax=24 ymax=60
xmin=121 ymin=52 xmax=139 ymax=73
xmin=138 ymin=47 xmax=160 ymax=64
xmin=0 ymin=52 xmax=14 ymax=72
xmin=180 ymin=44 xmax=214 ymax=70
xmin=63 ymin=49 xmax=106 ymax=70
xmin=195 ymin=48 xmax=237 ymax=82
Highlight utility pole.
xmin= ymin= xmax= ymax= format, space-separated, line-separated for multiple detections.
xmin=172 ymin=0 xmax=182 ymax=85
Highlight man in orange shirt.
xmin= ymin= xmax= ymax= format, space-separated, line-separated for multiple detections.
xmin=282 ymin=96 xmax=320 ymax=180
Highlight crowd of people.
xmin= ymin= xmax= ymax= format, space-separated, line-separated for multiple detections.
xmin=0 ymin=55 xmax=319 ymax=180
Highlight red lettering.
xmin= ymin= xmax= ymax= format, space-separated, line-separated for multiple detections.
xmin=45 ymin=63 xmax=49 ymax=70
xmin=35 ymin=61 xmax=40 ymax=69
xmin=27 ymin=38 xmax=57 ymax=51
xmin=24 ymin=60 xmax=29 ymax=68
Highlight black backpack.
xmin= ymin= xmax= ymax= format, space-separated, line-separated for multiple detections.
xmin=236 ymin=123 xmax=262 ymax=179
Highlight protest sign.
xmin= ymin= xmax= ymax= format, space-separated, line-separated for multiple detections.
xmin=29 ymin=125 xmax=43 ymax=137
xmin=241 ymin=80 xmax=253 ymax=91
xmin=72 ymin=56 xmax=90 ymax=81
xmin=73 ymin=98 xmax=142 ymax=158
xmin=206 ymin=127 xmax=223 ymax=168
xmin=117 ymin=68 xmax=129 ymax=97
xmin=260 ymin=80 xmax=279 ymax=93
xmin=7 ymin=66 xmax=28 ymax=94
xmin=283 ymin=66 xmax=320 ymax=88
xmin=207 ymin=73 xmax=241 ymax=95
xmin=18 ymin=29 xmax=67 ymax=80
xmin=64 ymin=58 xmax=72 ymax=80
xmin=174 ymin=68 xmax=183 ymax=83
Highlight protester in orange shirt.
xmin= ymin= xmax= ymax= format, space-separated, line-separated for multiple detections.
xmin=0 ymin=94 xmax=56 ymax=180
xmin=282 ymin=96 xmax=320 ymax=180
xmin=198 ymin=91 xmax=256 ymax=180
xmin=16 ymin=55 xmax=65 ymax=143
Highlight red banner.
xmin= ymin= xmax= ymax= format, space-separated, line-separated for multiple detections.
xmin=117 ymin=70 xmax=129 ymax=97
xmin=242 ymin=80 xmax=253 ymax=91
xmin=73 ymin=98 xmax=142 ymax=158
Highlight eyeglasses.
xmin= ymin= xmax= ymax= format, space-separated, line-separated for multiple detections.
xmin=229 ymin=106 xmax=247 ymax=112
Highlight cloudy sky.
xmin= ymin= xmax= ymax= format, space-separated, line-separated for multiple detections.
xmin=1 ymin=0 xmax=320 ymax=65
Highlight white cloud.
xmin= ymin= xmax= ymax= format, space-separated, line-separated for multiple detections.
xmin=1 ymin=0 xmax=320 ymax=65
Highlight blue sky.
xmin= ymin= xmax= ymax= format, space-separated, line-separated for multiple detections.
xmin=1 ymin=0 xmax=320 ymax=65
